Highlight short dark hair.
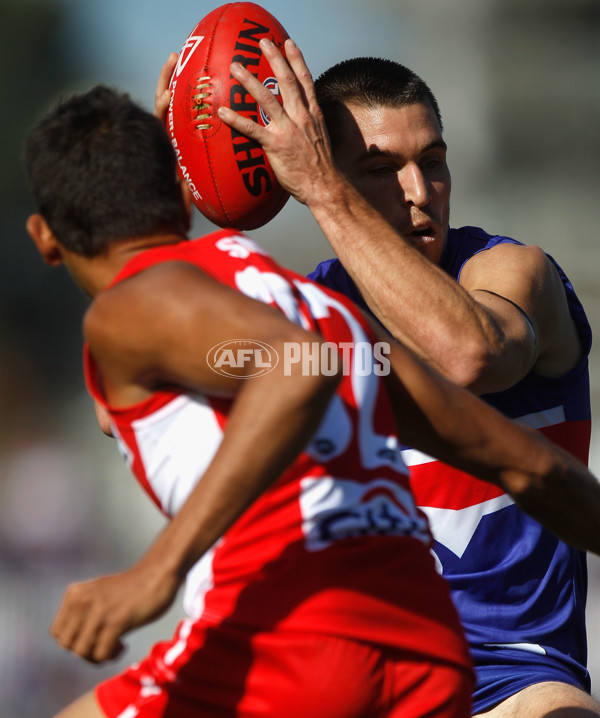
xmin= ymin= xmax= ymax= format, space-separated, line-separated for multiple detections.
xmin=315 ymin=57 xmax=443 ymax=148
xmin=24 ymin=85 xmax=188 ymax=257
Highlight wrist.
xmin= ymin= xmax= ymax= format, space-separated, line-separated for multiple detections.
xmin=138 ymin=523 xmax=198 ymax=586
xmin=304 ymin=172 xmax=360 ymax=217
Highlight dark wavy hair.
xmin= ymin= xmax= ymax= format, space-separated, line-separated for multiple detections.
xmin=24 ymin=85 xmax=188 ymax=257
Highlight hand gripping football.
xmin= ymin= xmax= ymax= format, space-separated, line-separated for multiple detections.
xmin=167 ymin=3 xmax=291 ymax=229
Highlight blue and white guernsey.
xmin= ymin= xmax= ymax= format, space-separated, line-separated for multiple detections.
xmin=309 ymin=225 xmax=593 ymax=713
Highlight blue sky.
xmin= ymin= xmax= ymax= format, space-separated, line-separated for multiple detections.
xmin=55 ymin=0 xmax=415 ymax=111
xmin=43 ymin=0 xmax=424 ymax=268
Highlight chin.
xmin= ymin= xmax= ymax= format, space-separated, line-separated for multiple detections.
xmin=408 ymin=237 xmax=444 ymax=265
xmin=422 ymin=242 xmax=445 ymax=265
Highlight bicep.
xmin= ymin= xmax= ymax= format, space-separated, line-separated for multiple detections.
xmin=460 ymin=243 xmax=581 ymax=379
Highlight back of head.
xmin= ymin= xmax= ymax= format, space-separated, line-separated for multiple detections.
xmin=24 ymin=85 xmax=188 ymax=257
xmin=314 ymin=57 xmax=443 ymax=148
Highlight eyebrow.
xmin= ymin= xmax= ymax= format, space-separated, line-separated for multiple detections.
xmin=357 ymin=138 xmax=448 ymax=162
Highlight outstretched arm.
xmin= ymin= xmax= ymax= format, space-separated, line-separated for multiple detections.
xmin=373 ymin=319 xmax=600 ymax=556
xmin=50 ymin=263 xmax=341 ymax=663
xmin=216 ymin=39 xmax=582 ymax=393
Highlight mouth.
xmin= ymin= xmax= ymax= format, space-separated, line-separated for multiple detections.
xmin=406 ymin=224 xmax=437 ymax=244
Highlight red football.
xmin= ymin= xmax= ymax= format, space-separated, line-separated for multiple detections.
xmin=166 ymin=3 xmax=291 ymax=230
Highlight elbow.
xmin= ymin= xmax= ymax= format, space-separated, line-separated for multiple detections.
xmin=440 ymin=336 xmax=525 ymax=395
xmin=439 ymin=341 xmax=495 ymax=392
xmin=434 ymin=321 xmax=537 ymax=395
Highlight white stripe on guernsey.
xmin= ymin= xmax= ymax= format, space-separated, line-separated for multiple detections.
xmin=514 ymin=405 xmax=565 ymax=430
xmin=401 ymin=448 xmax=437 ymax=468
xmin=163 ymin=617 xmax=194 ymax=666
xmin=420 ymin=494 xmax=514 ymax=559
xmin=483 ymin=642 xmax=548 ymax=656
xmin=402 ymin=405 xmax=566 ymax=468
xmin=132 ymin=395 xmax=223 ymax=621
xmin=116 ymin=706 xmax=139 ymax=718
xmin=182 ymin=540 xmax=220 ymax=620
xmin=132 ymin=394 xmax=224 ymax=517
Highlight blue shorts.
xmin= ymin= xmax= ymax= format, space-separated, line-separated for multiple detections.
xmin=471 ymin=644 xmax=591 ymax=714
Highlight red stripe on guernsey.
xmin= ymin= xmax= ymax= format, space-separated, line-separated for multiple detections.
xmin=406 ymin=408 xmax=590 ymax=511
xmin=112 ymin=420 xmax=165 ymax=513
xmin=538 ymin=419 xmax=590 ymax=465
xmin=83 ymin=343 xmax=181 ymax=512
xmin=408 ymin=462 xmax=503 ymax=512
xmin=83 ymin=343 xmax=178 ymax=418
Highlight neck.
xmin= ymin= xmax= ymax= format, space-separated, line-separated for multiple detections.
xmin=67 ymin=232 xmax=187 ymax=298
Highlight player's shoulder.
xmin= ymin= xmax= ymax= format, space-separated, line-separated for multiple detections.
xmin=463 ymin=240 xmax=550 ymax=281
xmin=450 ymin=225 xmax=544 ymax=267
xmin=84 ymin=261 xmax=207 ymax=349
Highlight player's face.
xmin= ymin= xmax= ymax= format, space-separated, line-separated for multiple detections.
xmin=332 ymin=102 xmax=450 ymax=265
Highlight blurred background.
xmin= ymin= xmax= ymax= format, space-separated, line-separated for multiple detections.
xmin=1 ymin=0 xmax=599 ymax=714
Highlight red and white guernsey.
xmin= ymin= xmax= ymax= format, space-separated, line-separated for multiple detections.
xmin=85 ymin=229 xmax=471 ymax=671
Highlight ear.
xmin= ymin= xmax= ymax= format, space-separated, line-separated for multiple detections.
xmin=26 ymin=214 xmax=64 ymax=266
xmin=94 ymin=400 xmax=114 ymax=437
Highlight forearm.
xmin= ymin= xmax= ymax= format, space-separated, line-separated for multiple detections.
xmin=138 ymin=353 xmax=341 ymax=581
xmin=443 ymin=407 xmax=600 ymax=556
xmin=218 ymin=41 xmax=535 ymax=392
xmin=307 ymin=177 xmax=504 ymax=388
xmin=504 ymin=437 xmax=600 ymax=555
xmin=436 ymin=404 xmax=600 ymax=556
xmin=383 ymin=342 xmax=600 ymax=555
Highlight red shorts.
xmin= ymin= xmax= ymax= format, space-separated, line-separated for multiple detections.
xmin=96 ymin=618 xmax=473 ymax=718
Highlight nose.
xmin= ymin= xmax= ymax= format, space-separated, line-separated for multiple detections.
xmin=399 ymin=164 xmax=430 ymax=207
